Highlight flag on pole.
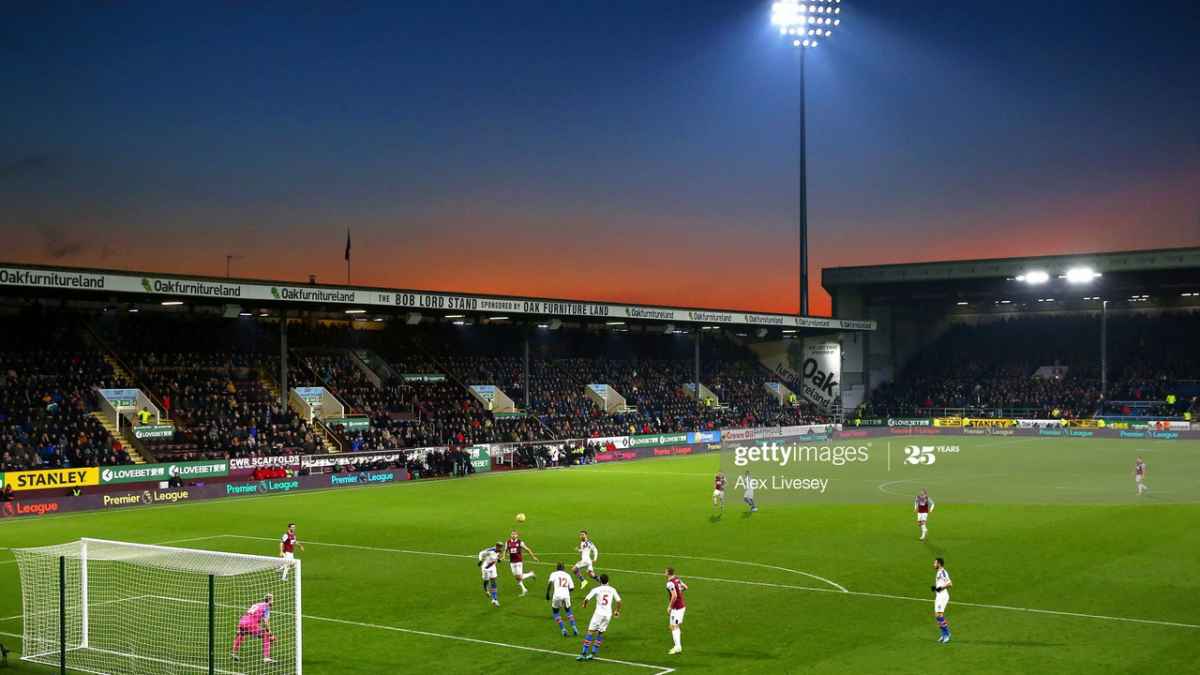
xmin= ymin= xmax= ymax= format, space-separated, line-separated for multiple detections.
xmin=345 ymin=228 xmax=351 ymax=261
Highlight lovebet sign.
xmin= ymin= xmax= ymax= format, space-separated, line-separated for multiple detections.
xmin=132 ymin=424 xmax=175 ymax=440
xmin=100 ymin=461 xmax=229 ymax=485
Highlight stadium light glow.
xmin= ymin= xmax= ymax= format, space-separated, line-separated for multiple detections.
xmin=238 ymin=312 xmax=252 ymax=317
xmin=606 ymin=321 xmax=625 ymax=326
xmin=955 ymin=301 xmax=969 ymax=306
xmin=344 ymin=309 xmax=366 ymax=314
xmin=128 ymin=307 xmax=139 ymax=313
xmin=1016 ymin=270 xmax=1050 ymax=285
xmin=1065 ymin=267 xmax=1101 ymax=284
xmin=772 ymin=0 xmax=841 ymax=49
xmin=444 ymin=314 xmax=464 ymax=319
xmin=161 ymin=300 xmax=184 ymax=306
xmin=452 ymin=320 xmax=465 ymax=326
xmin=488 ymin=316 xmax=509 ymax=321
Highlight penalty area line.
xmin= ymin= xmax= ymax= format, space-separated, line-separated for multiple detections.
xmin=222 ymin=534 xmax=1199 ymax=632
xmin=305 ymin=614 xmax=675 ymax=674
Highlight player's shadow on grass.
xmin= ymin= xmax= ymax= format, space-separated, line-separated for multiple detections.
xmin=709 ymin=513 xmax=723 ymax=523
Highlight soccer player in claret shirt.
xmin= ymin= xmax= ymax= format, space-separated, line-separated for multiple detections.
xmin=712 ymin=471 xmax=727 ymax=511
xmin=231 ymin=593 xmax=275 ymax=663
xmin=279 ymin=523 xmax=304 ymax=581
xmin=505 ymin=530 xmax=540 ymax=596
xmin=1134 ymin=456 xmax=1148 ymax=495
xmin=665 ymin=567 xmax=689 ymax=655
xmin=914 ymin=489 xmax=935 ymax=541
xmin=547 ymin=562 xmax=580 ymax=637
xmin=577 ymin=574 xmax=621 ymax=662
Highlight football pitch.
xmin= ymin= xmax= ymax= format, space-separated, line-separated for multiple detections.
xmin=2 ymin=435 xmax=1198 ymax=674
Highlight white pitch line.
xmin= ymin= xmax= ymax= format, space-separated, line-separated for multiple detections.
xmin=225 ymin=535 xmax=848 ymax=593
xmin=225 ymin=535 xmax=1200 ymax=631
xmin=305 ymin=614 xmax=675 ymax=674
xmin=128 ymin=593 xmax=674 ymax=674
xmin=591 ymin=552 xmax=848 ymax=593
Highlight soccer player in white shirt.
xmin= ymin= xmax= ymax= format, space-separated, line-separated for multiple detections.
xmin=546 ymin=562 xmax=580 ymax=637
xmin=932 ymin=557 xmax=952 ymax=643
xmin=577 ymin=574 xmax=621 ymax=662
xmin=1134 ymin=456 xmax=1148 ymax=495
xmin=573 ymin=530 xmax=600 ymax=589
xmin=478 ymin=543 xmax=502 ymax=607
xmin=743 ymin=470 xmax=758 ymax=512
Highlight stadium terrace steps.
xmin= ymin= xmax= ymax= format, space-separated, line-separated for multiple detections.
xmin=90 ymin=411 xmax=146 ymax=464
xmin=260 ymin=371 xmax=339 ymax=454
xmin=100 ymin=354 xmax=136 ymax=392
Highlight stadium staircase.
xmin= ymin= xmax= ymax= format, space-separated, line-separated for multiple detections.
xmin=101 ymin=353 xmax=135 ymax=387
xmin=401 ymin=339 xmax=563 ymax=441
xmin=83 ymin=328 xmax=155 ymax=463
xmin=90 ymin=411 xmax=147 ymax=464
xmin=258 ymin=368 xmax=341 ymax=454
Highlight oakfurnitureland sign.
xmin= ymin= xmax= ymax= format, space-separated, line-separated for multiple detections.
xmin=0 ymin=263 xmax=875 ymax=331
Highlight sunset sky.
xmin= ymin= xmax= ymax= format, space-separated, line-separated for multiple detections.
xmin=3 ymin=1 xmax=1198 ymax=316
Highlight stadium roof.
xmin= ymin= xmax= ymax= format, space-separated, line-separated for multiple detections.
xmin=823 ymin=247 xmax=1200 ymax=287
xmin=821 ymin=247 xmax=1200 ymax=313
xmin=0 ymin=261 xmax=875 ymax=331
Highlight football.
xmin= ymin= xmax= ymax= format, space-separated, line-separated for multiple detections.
xmin=515 ymin=513 xmax=526 ymax=522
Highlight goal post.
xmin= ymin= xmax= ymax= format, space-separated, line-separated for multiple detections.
xmin=13 ymin=538 xmax=301 ymax=675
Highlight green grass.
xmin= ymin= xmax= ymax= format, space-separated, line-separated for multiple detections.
xmin=2 ymin=435 xmax=1198 ymax=674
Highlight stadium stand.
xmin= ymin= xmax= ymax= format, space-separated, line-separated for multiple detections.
xmin=0 ymin=313 xmax=132 ymax=471
xmin=865 ymin=312 xmax=1200 ymax=419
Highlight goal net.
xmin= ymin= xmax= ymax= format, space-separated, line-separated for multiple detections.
xmin=13 ymin=538 xmax=301 ymax=675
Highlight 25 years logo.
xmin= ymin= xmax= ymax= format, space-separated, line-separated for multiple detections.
xmin=903 ymin=445 xmax=960 ymax=465
xmin=904 ymin=446 xmax=937 ymax=465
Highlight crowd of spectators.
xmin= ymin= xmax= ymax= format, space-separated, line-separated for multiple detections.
xmin=0 ymin=315 xmax=132 ymax=471
xmin=867 ymin=313 xmax=1200 ymax=419
xmin=128 ymin=351 xmax=326 ymax=462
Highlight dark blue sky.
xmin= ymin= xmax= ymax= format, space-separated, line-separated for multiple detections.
xmin=3 ymin=1 xmax=1198 ymax=314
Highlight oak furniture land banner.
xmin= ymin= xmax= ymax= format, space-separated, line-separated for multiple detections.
xmin=0 ymin=263 xmax=875 ymax=330
xmin=800 ymin=340 xmax=842 ymax=412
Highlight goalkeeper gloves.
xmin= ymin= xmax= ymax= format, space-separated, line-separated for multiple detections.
xmin=931 ymin=585 xmax=939 ymax=593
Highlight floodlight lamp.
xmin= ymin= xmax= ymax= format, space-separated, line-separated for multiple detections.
xmin=1065 ymin=267 xmax=1100 ymax=284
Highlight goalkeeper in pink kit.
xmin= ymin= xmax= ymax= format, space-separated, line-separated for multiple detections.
xmin=232 ymin=593 xmax=275 ymax=663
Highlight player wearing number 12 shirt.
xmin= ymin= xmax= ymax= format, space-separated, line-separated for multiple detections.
xmin=546 ymin=562 xmax=580 ymax=637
